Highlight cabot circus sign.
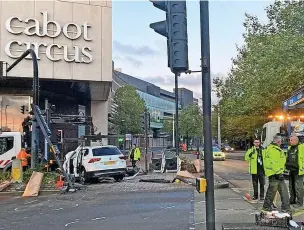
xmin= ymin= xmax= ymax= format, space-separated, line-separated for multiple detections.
xmin=4 ymin=11 xmax=93 ymax=63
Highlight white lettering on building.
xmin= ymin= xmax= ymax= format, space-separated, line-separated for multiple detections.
xmin=4 ymin=11 xmax=93 ymax=63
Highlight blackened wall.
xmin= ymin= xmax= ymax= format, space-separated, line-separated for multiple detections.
xmin=0 ymin=77 xmax=91 ymax=156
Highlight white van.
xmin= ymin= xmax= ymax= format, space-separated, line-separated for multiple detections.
xmin=63 ymin=145 xmax=127 ymax=184
xmin=261 ymin=121 xmax=304 ymax=148
xmin=0 ymin=132 xmax=22 ymax=170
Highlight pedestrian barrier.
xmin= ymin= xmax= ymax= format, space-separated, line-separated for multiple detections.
xmin=151 ymin=151 xmax=165 ymax=173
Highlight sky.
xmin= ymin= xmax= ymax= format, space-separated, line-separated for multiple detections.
xmin=112 ymin=0 xmax=272 ymax=102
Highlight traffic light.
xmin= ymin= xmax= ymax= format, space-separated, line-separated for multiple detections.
xmin=140 ymin=112 xmax=151 ymax=133
xmin=141 ymin=113 xmax=145 ymax=132
xmin=20 ymin=105 xmax=25 ymax=114
xmin=150 ymin=1 xmax=189 ymax=74
xmin=56 ymin=129 xmax=63 ymax=143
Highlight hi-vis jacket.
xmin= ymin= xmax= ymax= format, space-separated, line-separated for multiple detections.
xmin=245 ymin=146 xmax=266 ymax=174
xmin=263 ymin=143 xmax=286 ymax=177
xmin=287 ymin=144 xmax=304 ymax=176
xmin=129 ymin=147 xmax=141 ymax=161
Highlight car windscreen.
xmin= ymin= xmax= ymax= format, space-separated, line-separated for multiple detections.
xmin=213 ymin=147 xmax=220 ymax=152
xmin=92 ymin=147 xmax=121 ymax=156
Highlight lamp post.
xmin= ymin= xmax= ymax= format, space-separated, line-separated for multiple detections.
xmin=0 ymin=96 xmax=3 ymax=130
xmin=5 ymin=105 xmax=9 ymax=127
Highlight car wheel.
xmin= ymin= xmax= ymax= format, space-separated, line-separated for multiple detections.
xmin=114 ymin=175 xmax=124 ymax=182
xmin=80 ymin=169 xmax=88 ymax=185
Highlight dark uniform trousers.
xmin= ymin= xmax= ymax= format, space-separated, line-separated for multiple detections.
xmin=289 ymin=171 xmax=304 ymax=205
xmin=252 ymin=169 xmax=265 ymax=199
xmin=263 ymin=175 xmax=290 ymax=211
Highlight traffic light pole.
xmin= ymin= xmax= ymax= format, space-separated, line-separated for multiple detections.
xmin=174 ymin=73 xmax=180 ymax=156
xmin=200 ymin=1 xmax=215 ymax=229
xmin=6 ymin=49 xmax=39 ymax=169
xmin=144 ymin=111 xmax=149 ymax=173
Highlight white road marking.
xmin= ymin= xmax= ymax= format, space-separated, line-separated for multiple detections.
xmin=24 ymin=200 xmax=38 ymax=205
xmin=195 ymin=221 xmax=205 ymax=225
xmin=65 ymin=220 xmax=79 ymax=227
xmin=197 ymin=200 xmax=205 ymax=203
xmin=91 ymin=217 xmax=106 ymax=221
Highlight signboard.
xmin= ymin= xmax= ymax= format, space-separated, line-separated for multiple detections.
xmin=125 ymin=134 xmax=132 ymax=141
xmin=283 ymin=89 xmax=304 ymax=109
xmin=4 ymin=11 xmax=92 ymax=63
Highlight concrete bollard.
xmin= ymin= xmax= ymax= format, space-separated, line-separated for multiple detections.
xmin=11 ymin=159 xmax=23 ymax=183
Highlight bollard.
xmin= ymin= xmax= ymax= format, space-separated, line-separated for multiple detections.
xmin=11 ymin=159 xmax=23 ymax=183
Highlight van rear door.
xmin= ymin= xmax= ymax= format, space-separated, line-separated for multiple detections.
xmin=0 ymin=135 xmax=16 ymax=168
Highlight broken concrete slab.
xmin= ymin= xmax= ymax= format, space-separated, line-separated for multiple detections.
xmin=23 ymin=171 xmax=44 ymax=197
xmin=0 ymin=181 xmax=12 ymax=192
xmin=176 ymin=170 xmax=196 ymax=179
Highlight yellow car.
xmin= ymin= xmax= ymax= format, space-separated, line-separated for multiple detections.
xmin=200 ymin=146 xmax=226 ymax=161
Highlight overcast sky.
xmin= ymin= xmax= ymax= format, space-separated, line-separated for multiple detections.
xmin=112 ymin=0 xmax=271 ymax=103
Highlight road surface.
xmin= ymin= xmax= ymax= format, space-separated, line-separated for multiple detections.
xmin=0 ymin=189 xmax=194 ymax=230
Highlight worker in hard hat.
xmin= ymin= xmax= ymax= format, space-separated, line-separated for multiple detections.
xmin=17 ymin=148 xmax=31 ymax=171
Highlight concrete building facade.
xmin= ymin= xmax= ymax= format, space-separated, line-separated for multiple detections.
xmin=111 ymin=65 xmax=198 ymax=136
xmin=0 ymin=0 xmax=112 ymax=150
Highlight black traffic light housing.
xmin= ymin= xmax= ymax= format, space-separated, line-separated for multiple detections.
xmin=141 ymin=112 xmax=151 ymax=132
xmin=21 ymin=105 xmax=25 ymax=114
xmin=56 ymin=129 xmax=63 ymax=143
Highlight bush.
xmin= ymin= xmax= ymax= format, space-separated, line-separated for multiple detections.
xmin=0 ymin=172 xmax=10 ymax=183
xmin=23 ymin=164 xmax=59 ymax=185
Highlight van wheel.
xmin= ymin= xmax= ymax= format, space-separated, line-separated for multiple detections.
xmin=80 ymin=169 xmax=88 ymax=185
xmin=114 ymin=175 xmax=124 ymax=182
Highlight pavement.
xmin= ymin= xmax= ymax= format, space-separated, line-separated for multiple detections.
xmin=194 ymin=187 xmax=258 ymax=230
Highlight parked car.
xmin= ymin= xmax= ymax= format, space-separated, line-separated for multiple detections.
xmin=221 ymin=144 xmax=235 ymax=153
xmin=63 ymin=145 xmax=127 ymax=184
xmin=201 ymin=146 xmax=226 ymax=161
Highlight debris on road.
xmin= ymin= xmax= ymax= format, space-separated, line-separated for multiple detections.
xmin=0 ymin=180 xmax=12 ymax=192
xmin=139 ymin=179 xmax=171 ymax=183
xmin=22 ymin=171 xmax=43 ymax=197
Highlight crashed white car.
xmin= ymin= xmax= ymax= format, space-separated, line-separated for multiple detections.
xmin=63 ymin=145 xmax=127 ymax=184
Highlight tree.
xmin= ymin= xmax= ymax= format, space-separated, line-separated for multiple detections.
xmin=216 ymin=1 xmax=304 ymax=141
xmin=112 ymin=86 xmax=146 ymax=134
xmin=179 ymin=104 xmax=203 ymax=148
xmin=161 ymin=119 xmax=173 ymax=135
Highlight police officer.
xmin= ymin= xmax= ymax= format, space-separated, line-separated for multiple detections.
xmin=286 ymin=134 xmax=304 ymax=209
xmin=129 ymin=144 xmax=141 ymax=168
xmin=245 ymin=138 xmax=265 ymax=200
xmin=262 ymin=134 xmax=291 ymax=213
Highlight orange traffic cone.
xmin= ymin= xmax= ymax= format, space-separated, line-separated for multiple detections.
xmin=56 ymin=175 xmax=64 ymax=189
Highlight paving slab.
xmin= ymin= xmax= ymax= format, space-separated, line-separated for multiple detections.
xmin=194 ymin=188 xmax=257 ymax=230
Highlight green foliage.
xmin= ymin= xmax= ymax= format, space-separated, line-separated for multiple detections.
xmin=112 ymin=86 xmax=146 ymax=134
xmin=161 ymin=119 xmax=173 ymax=135
xmin=23 ymin=165 xmax=59 ymax=185
xmin=0 ymin=172 xmax=10 ymax=183
xmin=216 ymin=1 xmax=304 ymax=141
xmin=0 ymin=164 xmax=59 ymax=185
xmin=179 ymin=104 xmax=203 ymax=137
